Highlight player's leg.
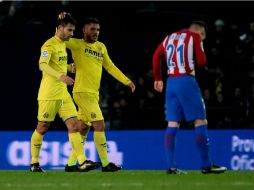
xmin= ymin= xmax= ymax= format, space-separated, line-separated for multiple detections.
xmin=194 ymin=119 xmax=211 ymax=169
xmin=178 ymin=76 xmax=226 ymax=173
xmin=93 ymin=120 xmax=121 ymax=172
xmin=177 ymin=76 xmax=211 ymax=169
xmin=195 ymin=119 xmax=227 ymax=174
xmin=65 ymin=120 xmax=91 ymax=172
xmin=30 ymin=100 xmax=59 ymax=172
xmin=69 ymin=105 xmax=92 ymax=164
xmin=30 ymin=122 xmax=49 ymax=172
xmin=60 ymin=94 xmax=100 ymax=172
xmin=74 ymin=92 xmax=120 ymax=171
xmin=164 ymin=77 xmax=186 ymax=174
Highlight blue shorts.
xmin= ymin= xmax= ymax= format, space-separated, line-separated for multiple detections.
xmin=165 ymin=75 xmax=206 ymax=122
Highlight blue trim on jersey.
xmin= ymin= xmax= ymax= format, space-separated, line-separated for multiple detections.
xmin=165 ymin=75 xmax=206 ymax=122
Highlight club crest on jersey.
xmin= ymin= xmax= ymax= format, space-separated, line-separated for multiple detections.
xmin=41 ymin=50 xmax=48 ymax=58
xmin=43 ymin=113 xmax=49 ymax=118
xmin=91 ymin=112 xmax=96 ymax=119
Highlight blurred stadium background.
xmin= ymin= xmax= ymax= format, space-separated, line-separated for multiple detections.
xmin=0 ymin=1 xmax=253 ymax=171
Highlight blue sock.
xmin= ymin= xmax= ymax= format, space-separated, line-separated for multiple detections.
xmin=195 ymin=125 xmax=211 ymax=168
xmin=164 ymin=127 xmax=178 ymax=168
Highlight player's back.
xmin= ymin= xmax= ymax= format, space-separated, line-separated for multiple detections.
xmin=163 ymin=29 xmax=205 ymax=77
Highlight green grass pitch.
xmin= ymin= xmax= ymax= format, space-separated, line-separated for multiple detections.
xmin=0 ymin=170 xmax=253 ymax=190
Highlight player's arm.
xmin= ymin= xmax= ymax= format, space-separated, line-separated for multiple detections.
xmin=193 ymin=34 xmax=206 ymax=67
xmin=65 ymin=39 xmax=77 ymax=74
xmin=103 ymin=50 xmax=135 ymax=92
xmin=39 ymin=46 xmax=74 ymax=85
xmin=65 ymin=38 xmax=78 ymax=50
xmin=152 ymin=42 xmax=164 ymax=93
xmin=39 ymin=63 xmax=74 ymax=86
xmin=39 ymin=45 xmax=61 ymax=79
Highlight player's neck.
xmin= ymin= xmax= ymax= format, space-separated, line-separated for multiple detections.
xmin=55 ymin=33 xmax=64 ymax=42
xmin=54 ymin=32 xmax=64 ymax=42
xmin=83 ymin=37 xmax=96 ymax=44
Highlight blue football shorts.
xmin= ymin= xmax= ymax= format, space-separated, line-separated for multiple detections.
xmin=165 ymin=75 xmax=206 ymax=122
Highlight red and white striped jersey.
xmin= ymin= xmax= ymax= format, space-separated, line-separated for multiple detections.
xmin=153 ymin=29 xmax=206 ymax=80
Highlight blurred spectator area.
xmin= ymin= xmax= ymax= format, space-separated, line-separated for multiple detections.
xmin=0 ymin=1 xmax=254 ymax=130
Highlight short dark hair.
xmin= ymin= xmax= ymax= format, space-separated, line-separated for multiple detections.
xmin=83 ymin=17 xmax=100 ymax=26
xmin=191 ymin=21 xmax=208 ymax=31
xmin=56 ymin=13 xmax=76 ymax=27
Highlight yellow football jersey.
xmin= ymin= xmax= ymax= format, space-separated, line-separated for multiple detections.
xmin=66 ymin=38 xmax=131 ymax=94
xmin=37 ymin=36 xmax=68 ymax=100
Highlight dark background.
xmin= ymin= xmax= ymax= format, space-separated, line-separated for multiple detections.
xmin=1 ymin=1 xmax=254 ymax=131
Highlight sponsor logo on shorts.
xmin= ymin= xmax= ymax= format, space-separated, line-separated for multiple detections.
xmin=91 ymin=113 xmax=96 ymax=119
xmin=43 ymin=113 xmax=49 ymax=118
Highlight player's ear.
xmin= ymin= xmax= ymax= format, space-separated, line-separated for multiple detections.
xmin=58 ymin=25 xmax=65 ymax=32
xmin=83 ymin=25 xmax=89 ymax=33
xmin=201 ymin=29 xmax=206 ymax=41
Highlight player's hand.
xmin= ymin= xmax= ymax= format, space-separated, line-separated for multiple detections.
xmin=154 ymin=80 xmax=163 ymax=93
xmin=58 ymin=12 xmax=70 ymax=20
xmin=129 ymin=82 xmax=136 ymax=93
xmin=59 ymin=75 xmax=74 ymax=86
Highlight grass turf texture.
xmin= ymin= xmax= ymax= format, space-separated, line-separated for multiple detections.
xmin=0 ymin=170 xmax=253 ymax=190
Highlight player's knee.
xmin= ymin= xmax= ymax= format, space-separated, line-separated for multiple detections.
xmin=79 ymin=121 xmax=90 ymax=134
xmin=168 ymin=121 xmax=180 ymax=128
xmin=93 ymin=120 xmax=105 ymax=131
xmin=65 ymin=118 xmax=79 ymax=133
xmin=36 ymin=122 xmax=50 ymax=135
xmin=194 ymin=119 xmax=208 ymax=126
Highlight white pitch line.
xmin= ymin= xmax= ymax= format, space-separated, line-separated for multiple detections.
xmin=232 ymin=182 xmax=254 ymax=186
xmin=4 ymin=182 xmax=144 ymax=188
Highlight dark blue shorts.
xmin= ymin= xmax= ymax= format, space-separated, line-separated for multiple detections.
xmin=165 ymin=75 xmax=206 ymax=122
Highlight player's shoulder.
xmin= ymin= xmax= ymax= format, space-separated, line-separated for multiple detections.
xmin=41 ymin=37 xmax=55 ymax=49
xmin=69 ymin=37 xmax=82 ymax=43
xmin=95 ymin=40 xmax=105 ymax=46
xmin=178 ymin=29 xmax=201 ymax=41
xmin=174 ymin=29 xmax=190 ymax=35
xmin=95 ymin=41 xmax=107 ymax=49
xmin=183 ymin=29 xmax=200 ymax=38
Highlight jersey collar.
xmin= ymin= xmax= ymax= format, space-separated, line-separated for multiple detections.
xmin=54 ymin=35 xmax=64 ymax=43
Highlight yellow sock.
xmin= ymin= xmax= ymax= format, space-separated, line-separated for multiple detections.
xmin=94 ymin=131 xmax=109 ymax=167
xmin=68 ymin=132 xmax=86 ymax=165
xmin=31 ymin=130 xmax=43 ymax=164
xmin=67 ymin=134 xmax=87 ymax=166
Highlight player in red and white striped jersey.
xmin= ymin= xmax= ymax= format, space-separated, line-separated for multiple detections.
xmin=152 ymin=21 xmax=227 ymax=174
xmin=153 ymin=23 xmax=206 ymax=78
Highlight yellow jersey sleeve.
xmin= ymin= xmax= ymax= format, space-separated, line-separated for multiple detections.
xmin=65 ymin=38 xmax=79 ymax=50
xmin=37 ymin=37 xmax=69 ymax=100
xmin=39 ymin=63 xmax=62 ymax=79
xmin=39 ymin=43 xmax=53 ymax=64
xmin=102 ymin=44 xmax=132 ymax=86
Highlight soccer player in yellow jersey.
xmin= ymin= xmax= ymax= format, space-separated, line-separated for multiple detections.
xmin=30 ymin=14 xmax=100 ymax=172
xmin=62 ymin=15 xmax=135 ymax=172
